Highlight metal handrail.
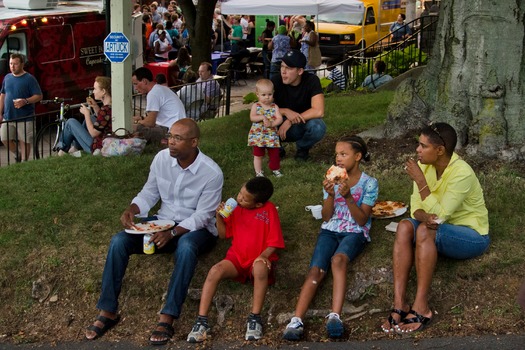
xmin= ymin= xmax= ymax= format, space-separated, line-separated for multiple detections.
xmin=316 ymin=15 xmax=439 ymax=90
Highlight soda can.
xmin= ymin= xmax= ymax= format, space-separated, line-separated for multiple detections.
xmin=219 ymin=198 xmax=238 ymax=218
xmin=143 ymin=234 xmax=155 ymax=254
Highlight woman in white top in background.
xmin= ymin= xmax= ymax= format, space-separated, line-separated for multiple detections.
xmin=300 ymin=21 xmax=321 ymax=70
xmin=154 ymin=30 xmax=172 ymax=62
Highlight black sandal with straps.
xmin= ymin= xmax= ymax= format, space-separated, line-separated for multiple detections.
xmin=397 ymin=309 xmax=432 ymax=334
xmin=149 ymin=322 xmax=175 ymax=346
xmin=85 ymin=314 xmax=121 ymax=340
xmin=381 ymin=308 xmax=408 ymax=333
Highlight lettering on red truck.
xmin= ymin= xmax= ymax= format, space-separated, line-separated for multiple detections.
xmin=0 ymin=1 xmax=108 ymax=110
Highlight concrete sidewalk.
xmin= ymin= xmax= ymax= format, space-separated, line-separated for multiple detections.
xmin=1 ymin=334 xmax=524 ymax=350
xmin=228 ymin=77 xmax=257 ymax=115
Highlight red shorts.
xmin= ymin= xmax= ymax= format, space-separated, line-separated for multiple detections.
xmin=225 ymin=250 xmax=276 ymax=285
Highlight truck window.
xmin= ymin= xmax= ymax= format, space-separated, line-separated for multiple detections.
xmin=0 ymin=32 xmax=28 ymax=76
xmin=317 ymin=13 xmax=363 ymax=26
xmin=35 ymin=25 xmax=75 ymax=64
xmin=0 ymin=32 xmax=28 ymax=59
xmin=365 ymin=7 xmax=376 ymax=25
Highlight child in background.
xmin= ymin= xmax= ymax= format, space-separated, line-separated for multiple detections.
xmin=187 ymin=177 xmax=285 ymax=343
xmin=155 ymin=73 xmax=168 ymax=86
xmin=326 ymin=58 xmax=347 ymax=91
xmin=282 ymin=136 xmax=378 ymax=340
xmin=248 ymin=79 xmax=284 ymax=177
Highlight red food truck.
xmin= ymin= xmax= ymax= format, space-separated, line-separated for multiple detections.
xmin=0 ymin=0 xmax=108 ymax=109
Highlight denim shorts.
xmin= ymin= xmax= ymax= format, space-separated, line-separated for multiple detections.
xmin=309 ymin=229 xmax=367 ymax=271
xmin=404 ymin=218 xmax=490 ymax=260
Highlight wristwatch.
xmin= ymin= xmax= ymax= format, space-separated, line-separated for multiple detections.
xmin=24 ymin=98 xmax=29 ymax=105
xmin=170 ymin=228 xmax=177 ymax=237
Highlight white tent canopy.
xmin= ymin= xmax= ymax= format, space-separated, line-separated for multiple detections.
xmin=220 ymin=0 xmax=364 ymax=16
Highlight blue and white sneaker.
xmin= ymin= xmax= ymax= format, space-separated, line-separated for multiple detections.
xmin=282 ymin=316 xmax=304 ymax=341
xmin=326 ymin=312 xmax=344 ymax=338
xmin=245 ymin=316 xmax=263 ymax=340
xmin=187 ymin=321 xmax=210 ymax=343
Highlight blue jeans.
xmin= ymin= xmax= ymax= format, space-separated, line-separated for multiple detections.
xmin=309 ymin=229 xmax=367 ymax=271
xmin=404 ymin=218 xmax=490 ymax=259
xmin=231 ymin=42 xmax=239 ymax=55
xmin=96 ymin=228 xmax=217 ymax=318
xmin=262 ymin=50 xmax=271 ymax=78
xmin=269 ymin=61 xmax=281 ymax=80
xmin=61 ymin=117 xmax=93 ymax=153
xmin=283 ymin=118 xmax=326 ymax=152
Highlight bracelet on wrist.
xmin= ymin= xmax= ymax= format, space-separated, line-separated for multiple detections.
xmin=419 ymin=184 xmax=429 ymax=193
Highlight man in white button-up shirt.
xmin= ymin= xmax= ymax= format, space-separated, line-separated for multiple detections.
xmin=86 ymin=119 xmax=224 ymax=345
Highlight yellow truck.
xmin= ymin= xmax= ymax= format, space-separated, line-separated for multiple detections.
xmin=317 ymin=0 xmax=407 ymax=58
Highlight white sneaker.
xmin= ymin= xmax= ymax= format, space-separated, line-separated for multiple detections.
xmin=68 ymin=146 xmax=79 ymax=154
xmin=92 ymin=149 xmax=101 ymax=156
xmin=326 ymin=312 xmax=344 ymax=338
xmin=187 ymin=321 xmax=210 ymax=343
xmin=272 ymin=170 xmax=283 ymax=177
xmin=245 ymin=316 xmax=263 ymax=340
xmin=71 ymin=150 xmax=82 ymax=158
xmin=282 ymin=316 xmax=304 ymax=341
xmin=57 ymin=150 xmax=67 ymax=157
xmin=255 ymin=171 xmax=265 ymax=177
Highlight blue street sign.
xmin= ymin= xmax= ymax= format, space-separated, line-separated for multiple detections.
xmin=104 ymin=32 xmax=130 ymax=63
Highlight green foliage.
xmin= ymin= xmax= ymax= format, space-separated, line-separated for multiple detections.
xmin=383 ymin=44 xmax=427 ymax=76
xmin=243 ymin=92 xmax=257 ymax=104
xmin=351 ymin=44 xmax=427 ymax=87
xmin=320 ymin=77 xmax=334 ymax=89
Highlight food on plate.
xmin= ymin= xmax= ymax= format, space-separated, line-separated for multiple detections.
xmin=132 ymin=222 xmax=172 ymax=232
xmin=372 ymin=201 xmax=407 ymax=218
xmin=325 ymin=165 xmax=348 ymax=183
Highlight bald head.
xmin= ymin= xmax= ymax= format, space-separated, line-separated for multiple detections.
xmin=173 ymin=118 xmax=200 ymax=139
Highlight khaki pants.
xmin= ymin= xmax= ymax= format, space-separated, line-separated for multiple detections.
xmin=0 ymin=119 xmax=34 ymax=143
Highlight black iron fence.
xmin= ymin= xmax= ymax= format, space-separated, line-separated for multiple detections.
xmin=313 ymin=15 xmax=439 ymax=91
xmin=1 ymin=75 xmax=232 ymax=167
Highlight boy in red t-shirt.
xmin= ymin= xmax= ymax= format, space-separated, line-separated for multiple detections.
xmin=187 ymin=177 xmax=284 ymax=343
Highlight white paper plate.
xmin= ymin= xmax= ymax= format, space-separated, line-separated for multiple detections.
xmin=372 ymin=206 xmax=408 ymax=219
xmin=125 ymin=220 xmax=175 ymax=234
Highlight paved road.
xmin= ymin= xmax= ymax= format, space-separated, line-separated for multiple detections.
xmin=1 ymin=334 xmax=524 ymax=350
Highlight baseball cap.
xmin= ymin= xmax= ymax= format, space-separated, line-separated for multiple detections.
xmin=282 ymin=49 xmax=306 ymax=69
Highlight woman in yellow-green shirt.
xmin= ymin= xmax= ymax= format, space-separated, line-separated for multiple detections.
xmin=381 ymin=122 xmax=490 ymax=335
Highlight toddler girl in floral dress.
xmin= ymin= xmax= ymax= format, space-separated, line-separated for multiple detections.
xmin=248 ymin=79 xmax=283 ymax=177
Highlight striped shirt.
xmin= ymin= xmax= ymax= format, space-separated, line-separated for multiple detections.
xmin=328 ymin=68 xmax=346 ymax=90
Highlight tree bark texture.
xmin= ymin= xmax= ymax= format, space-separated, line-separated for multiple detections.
xmin=178 ymin=0 xmax=216 ymax=72
xmin=385 ymin=0 xmax=525 ymax=159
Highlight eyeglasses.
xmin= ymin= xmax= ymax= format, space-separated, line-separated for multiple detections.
xmin=429 ymin=122 xmax=445 ymax=145
xmin=165 ymin=133 xmax=196 ymax=142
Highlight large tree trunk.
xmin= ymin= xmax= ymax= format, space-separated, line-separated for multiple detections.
xmin=178 ymin=0 xmax=216 ymax=72
xmin=385 ymin=0 xmax=525 ymax=160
